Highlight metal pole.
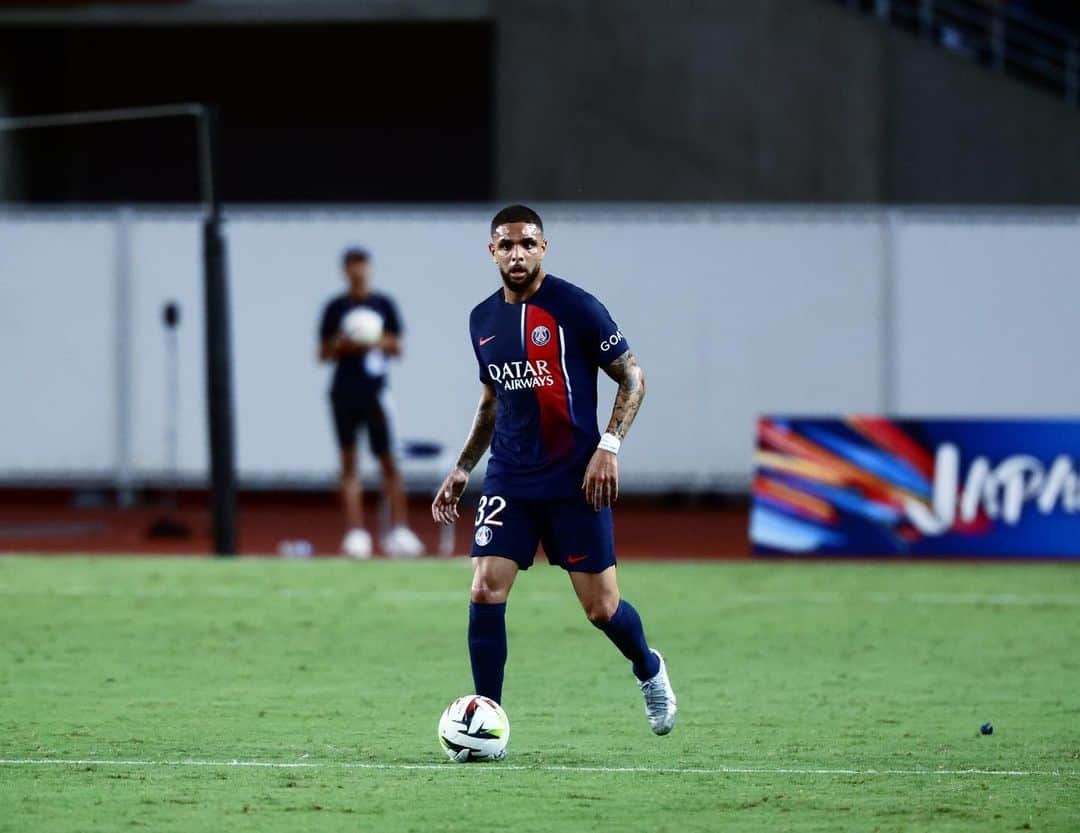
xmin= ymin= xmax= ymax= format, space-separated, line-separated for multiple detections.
xmin=147 ymin=301 xmax=191 ymax=541
xmin=0 ymin=104 xmax=203 ymax=133
xmin=198 ymin=106 xmax=237 ymax=556
xmin=164 ymin=302 xmax=181 ymax=500
xmin=0 ymin=103 xmax=237 ymax=555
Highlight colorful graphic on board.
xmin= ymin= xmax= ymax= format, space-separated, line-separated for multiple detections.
xmin=751 ymin=417 xmax=1080 ymax=557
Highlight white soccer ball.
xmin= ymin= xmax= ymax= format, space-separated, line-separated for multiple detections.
xmin=437 ymin=695 xmax=510 ymax=763
xmin=341 ymin=307 xmax=384 ymax=346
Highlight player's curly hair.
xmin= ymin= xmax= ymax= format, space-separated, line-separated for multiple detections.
xmin=490 ymin=204 xmax=543 ymax=235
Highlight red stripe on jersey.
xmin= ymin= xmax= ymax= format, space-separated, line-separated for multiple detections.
xmin=525 ymin=305 xmax=574 ymax=458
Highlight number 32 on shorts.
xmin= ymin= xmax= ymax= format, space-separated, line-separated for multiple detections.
xmin=475 ymin=495 xmax=507 ymax=527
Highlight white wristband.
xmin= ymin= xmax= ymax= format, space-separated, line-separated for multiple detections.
xmin=598 ymin=432 xmax=621 ymax=455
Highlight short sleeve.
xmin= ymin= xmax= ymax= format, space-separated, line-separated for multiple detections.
xmin=469 ymin=309 xmax=495 ymax=386
xmin=474 ymin=346 xmax=494 ymax=385
xmin=381 ymin=295 xmax=403 ymax=336
xmin=581 ymin=294 xmax=630 ymax=366
xmin=319 ymin=300 xmax=340 ymax=341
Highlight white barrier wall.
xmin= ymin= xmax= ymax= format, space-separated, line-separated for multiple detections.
xmin=1 ymin=216 xmax=119 ymax=474
xmin=1 ymin=206 xmax=1077 ymax=489
xmin=891 ymin=213 xmax=1080 ymax=414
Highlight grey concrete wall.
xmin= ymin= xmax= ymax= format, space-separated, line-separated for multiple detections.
xmin=885 ymin=31 xmax=1080 ymax=203
xmin=494 ymin=0 xmax=1080 ymax=203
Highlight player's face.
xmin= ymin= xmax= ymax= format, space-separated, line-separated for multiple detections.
xmin=489 ymin=223 xmax=546 ymax=292
xmin=344 ymin=259 xmax=370 ymax=294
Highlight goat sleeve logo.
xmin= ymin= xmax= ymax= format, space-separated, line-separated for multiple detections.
xmin=599 ymin=330 xmax=624 ymax=352
xmin=531 ymin=325 xmax=551 ymax=347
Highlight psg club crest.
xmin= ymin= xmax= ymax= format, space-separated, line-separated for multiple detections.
xmin=474 ymin=525 xmax=493 ymax=547
xmin=531 ymin=325 xmax=551 ymax=347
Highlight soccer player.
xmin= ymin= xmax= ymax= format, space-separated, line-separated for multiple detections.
xmin=431 ymin=205 xmax=677 ymax=735
xmin=319 ymin=246 xmax=423 ymax=559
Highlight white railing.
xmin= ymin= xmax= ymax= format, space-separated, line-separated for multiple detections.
xmin=843 ymin=0 xmax=1080 ymax=107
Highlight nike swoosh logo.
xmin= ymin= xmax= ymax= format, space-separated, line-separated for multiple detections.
xmin=479 ymin=336 xmax=496 ymax=346
xmin=566 ymin=555 xmax=589 ymax=564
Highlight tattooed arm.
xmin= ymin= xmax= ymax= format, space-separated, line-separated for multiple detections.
xmin=583 ymin=352 xmax=646 ymax=510
xmin=432 ymin=384 xmax=497 ymax=524
xmin=601 ymin=352 xmax=646 ymax=441
xmin=455 ymin=385 xmax=498 ymax=473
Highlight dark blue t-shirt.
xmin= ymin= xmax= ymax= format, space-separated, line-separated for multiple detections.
xmin=469 ymin=274 xmax=630 ymax=499
xmin=319 ymin=292 xmax=402 ymax=399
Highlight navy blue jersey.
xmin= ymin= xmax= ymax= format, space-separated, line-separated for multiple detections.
xmin=319 ymin=292 xmax=402 ymax=398
xmin=469 ymin=274 xmax=629 ymax=499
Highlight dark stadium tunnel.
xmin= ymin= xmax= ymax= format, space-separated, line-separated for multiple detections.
xmin=0 ymin=22 xmax=494 ymax=203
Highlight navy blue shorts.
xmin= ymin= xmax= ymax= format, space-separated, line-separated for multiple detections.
xmin=330 ymin=392 xmax=392 ymax=455
xmin=469 ymin=493 xmax=616 ymax=573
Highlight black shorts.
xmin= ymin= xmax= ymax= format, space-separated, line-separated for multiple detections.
xmin=330 ymin=392 xmax=392 ymax=455
xmin=469 ymin=492 xmax=616 ymax=574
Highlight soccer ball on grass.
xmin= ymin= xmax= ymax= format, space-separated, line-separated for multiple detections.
xmin=437 ymin=695 xmax=510 ymax=762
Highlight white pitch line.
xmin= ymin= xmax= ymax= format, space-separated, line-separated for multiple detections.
xmin=0 ymin=759 xmax=1075 ymax=778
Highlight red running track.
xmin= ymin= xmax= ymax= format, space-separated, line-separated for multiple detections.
xmin=0 ymin=491 xmax=750 ymax=559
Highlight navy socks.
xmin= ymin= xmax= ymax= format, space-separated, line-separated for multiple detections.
xmin=469 ymin=598 xmax=658 ymax=700
xmin=468 ymin=602 xmax=508 ymax=703
xmin=596 ymin=599 xmax=660 ymax=681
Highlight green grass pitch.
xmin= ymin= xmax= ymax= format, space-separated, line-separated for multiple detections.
xmin=1 ymin=555 xmax=1078 ymax=832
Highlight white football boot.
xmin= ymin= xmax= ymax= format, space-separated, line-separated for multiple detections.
xmin=383 ymin=525 xmax=425 ymax=558
xmin=342 ymin=528 xmax=372 ymax=560
xmin=639 ymin=650 xmax=677 ymax=735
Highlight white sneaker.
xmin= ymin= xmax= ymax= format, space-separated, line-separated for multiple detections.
xmin=342 ymin=528 xmax=372 ymax=559
xmin=382 ymin=525 xmax=425 ymax=558
xmin=639 ymin=650 xmax=677 ymax=735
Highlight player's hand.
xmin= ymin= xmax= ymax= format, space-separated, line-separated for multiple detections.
xmin=333 ymin=333 xmax=370 ymax=356
xmin=432 ymin=466 xmax=469 ymax=525
xmin=583 ymin=449 xmax=619 ymax=511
